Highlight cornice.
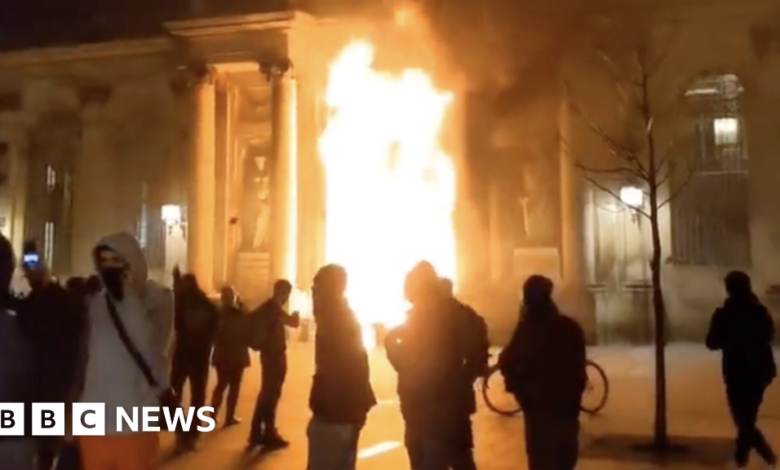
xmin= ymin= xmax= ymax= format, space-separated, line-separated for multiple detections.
xmin=165 ymin=10 xmax=318 ymax=38
xmin=0 ymin=38 xmax=173 ymax=68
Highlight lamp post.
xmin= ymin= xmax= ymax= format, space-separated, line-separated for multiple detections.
xmin=619 ymin=186 xmax=644 ymax=223
xmin=161 ymin=204 xmax=185 ymax=284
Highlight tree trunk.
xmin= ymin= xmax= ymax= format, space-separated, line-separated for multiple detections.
xmin=649 ymin=204 xmax=668 ymax=449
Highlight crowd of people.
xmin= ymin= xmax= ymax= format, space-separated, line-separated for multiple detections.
xmin=0 ymin=228 xmax=776 ymax=470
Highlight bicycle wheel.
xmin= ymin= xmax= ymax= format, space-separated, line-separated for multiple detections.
xmin=581 ymin=360 xmax=609 ymax=414
xmin=481 ymin=364 xmax=522 ymax=416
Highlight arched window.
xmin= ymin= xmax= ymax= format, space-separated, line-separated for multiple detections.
xmin=672 ymin=74 xmax=750 ymax=266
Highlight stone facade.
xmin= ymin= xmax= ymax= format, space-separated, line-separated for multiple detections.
xmin=0 ymin=4 xmax=778 ymax=340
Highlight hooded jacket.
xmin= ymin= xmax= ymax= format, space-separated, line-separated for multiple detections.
xmin=79 ymin=232 xmax=174 ymax=434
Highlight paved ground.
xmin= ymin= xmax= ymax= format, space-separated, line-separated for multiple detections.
xmin=159 ymin=343 xmax=780 ymax=469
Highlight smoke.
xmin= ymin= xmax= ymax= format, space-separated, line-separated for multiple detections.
xmin=403 ymin=0 xmax=600 ymax=112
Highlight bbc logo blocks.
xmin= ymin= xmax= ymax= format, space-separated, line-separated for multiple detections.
xmin=0 ymin=404 xmax=215 ymax=435
xmin=0 ymin=403 xmax=105 ymax=436
xmin=0 ymin=403 xmax=24 ymax=436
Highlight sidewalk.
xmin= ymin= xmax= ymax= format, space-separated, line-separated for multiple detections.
xmin=159 ymin=344 xmax=780 ymax=469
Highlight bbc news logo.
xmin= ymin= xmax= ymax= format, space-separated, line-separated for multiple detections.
xmin=0 ymin=404 xmax=216 ymax=435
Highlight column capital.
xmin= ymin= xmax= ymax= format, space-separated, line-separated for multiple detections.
xmin=78 ymin=85 xmax=112 ymax=108
xmin=169 ymin=64 xmax=218 ymax=95
xmin=260 ymin=58 xmax=293 ymax=82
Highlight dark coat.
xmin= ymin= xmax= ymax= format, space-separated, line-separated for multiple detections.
xmin=211 ymin=307 xmax=251 ymax=370
xmin=386 ymin=298 xmax=468 ymax=425
xmin=174 ymin=289 xmax=219 ymax=358
xmin=499 ymin=303 xmax=587 ymax=416
xmin=706 ymin=295 xmax=776 ymax=387
xmin=309 ymin=297 xmax=376 ymax=425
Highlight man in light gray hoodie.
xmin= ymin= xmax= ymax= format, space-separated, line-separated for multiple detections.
xmin=77 ymin=232 xmax=173 ymax=470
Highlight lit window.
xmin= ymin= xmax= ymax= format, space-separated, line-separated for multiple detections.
xmin=713 ymin=117 xmax=739 ymax=146
xmin=43 ymin=221 xmax=54 ymax=265
xmin=45 ymin=165 xmax=56 ymax=193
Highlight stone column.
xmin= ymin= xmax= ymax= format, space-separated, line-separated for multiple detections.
xmin=72 ymin=86 xmax=112 ymax=276
xmin=558 ymin=87 xmax=595 ymax=337
xmin=263 ymin=59 xmax=298 ymax=285
xmin=0 ymin=94 xmax=26 ymax=253
xmin=187 ymin=68 xmax=217 ymax=293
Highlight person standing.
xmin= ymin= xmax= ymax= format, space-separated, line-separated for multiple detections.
xmin=77 ymin=232 xmax=174 ymax=470
xmin=306 ymin=264 xmax=376 ymax=470
xmin=498 ymin=275 xmax=586 ymax=470
xmin=17 ymin=241 xmax=83 ymax=470
xmin=386 ymin=262 xmax=468 ymax=470
xmin=440 ymin=278 xmax=489 ymax=470
xmin=170 ymin=273 xmax=219 ymax=451
xmin=706 ymin=270 xmax=777 ymax=470
xmin=211 ymin=286 xmax=250 ymax=426
xmin=0 ymin=235 xmax=36 ymax=469
xmin=247 ymin=279 xmax=300 ymax=450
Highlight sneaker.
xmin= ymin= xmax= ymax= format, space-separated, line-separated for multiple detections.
xmin=262 ymin=433 xmax=290 ymax=450
xmin=225 ymin=417 xmax=241 ymax=427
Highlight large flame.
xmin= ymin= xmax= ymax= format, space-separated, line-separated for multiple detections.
xmin=318 ymin=40 xmax=457 ymax=347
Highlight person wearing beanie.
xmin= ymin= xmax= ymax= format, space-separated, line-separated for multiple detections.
xmin=306 ymin=264 xmax=375 ymax=470
xmin=498 ymin=275 xmax=586 ymax=470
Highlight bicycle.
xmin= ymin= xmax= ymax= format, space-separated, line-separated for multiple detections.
xmin=480 ymin=359 xmax=609 ymax=416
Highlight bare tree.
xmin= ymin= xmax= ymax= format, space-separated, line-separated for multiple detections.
xmin=564 ymin=21 xmax=693 ymax=450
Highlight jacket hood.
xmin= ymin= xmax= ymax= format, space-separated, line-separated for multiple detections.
xmin=93 ymin=231 xmax=148 ymax=292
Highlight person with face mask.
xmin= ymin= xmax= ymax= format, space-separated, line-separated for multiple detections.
xmin=77 ymin=232 xmax=174 ymax=470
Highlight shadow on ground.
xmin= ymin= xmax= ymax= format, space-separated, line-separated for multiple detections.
xmin=580 ymin=434 xmax=733 ymax=466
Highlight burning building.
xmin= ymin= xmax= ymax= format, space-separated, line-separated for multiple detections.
xmin=1 ymin=1 xmax=779 ymax=343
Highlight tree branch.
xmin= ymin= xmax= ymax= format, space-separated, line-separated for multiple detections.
xmin=583 ymin=175 xmax=651 ymax=219
xmin=658 ymin=168 xmax=696 ymax=209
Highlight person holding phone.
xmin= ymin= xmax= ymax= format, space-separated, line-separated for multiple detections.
xmin=77 ymin=232 xmax=173 ymax=470
xmin=16 ymin=241 xmax=83 ymax=470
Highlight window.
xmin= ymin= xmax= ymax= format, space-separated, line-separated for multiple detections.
xmin=713 ymin=117 xmax=739 ymax=146
xmin=672 ymin=75 xmax=751 ymax=267
xmin=43 ymin=221 xmax=54 ymax=266
xmin=45 ymin=165 xmax=56 ymax=194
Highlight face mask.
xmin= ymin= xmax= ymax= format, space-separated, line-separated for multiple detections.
xmin=100 ymin=267 xmax=126 ymax=300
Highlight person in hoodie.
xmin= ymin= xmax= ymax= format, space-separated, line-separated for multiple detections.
xmin=706 ymin=270 xmax=777 ymax=470
xmin=211 ymin=286 xmax=250 ymax=427
xmin=170 ymin=273 xmax=219 ymax=451
xmin=386 ymin=262 xmax=468 ymax=470
xmin=498 ymin=275 xmax=586 ymax=470
xmin=78 ymin=232 xmax=174 ymax=470
xmin=0 ymin=234 xmax=36 ymax=469
xmin=306 ymin=264 xmax=376 ymax=470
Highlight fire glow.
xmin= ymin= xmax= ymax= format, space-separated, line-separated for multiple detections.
xmin=318 ymin=40 xmax=457 ymax=347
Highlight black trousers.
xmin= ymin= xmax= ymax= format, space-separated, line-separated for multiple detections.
xmin=523 ymin=412 xmax=579 ymax=470
xmin=170 ymin=348 xmax=210 ymax=439
xmin=211 ymin=366 xmax=245 ymax=420
xmin=727 ymin=381 xmax=776 ymax=467
xmin=249 ymin=353 xmax=287 ymax=443
xmin=450 ymin=415 xmax=477 ymax=470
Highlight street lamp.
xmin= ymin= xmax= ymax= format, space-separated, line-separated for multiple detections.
xmin=619 ymin=186 xmax=643 ymax=209
xmin=161 ymin=204 xmax=181 ymax=227
xmin=619 ymin=186 xmax=643 ymax=223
